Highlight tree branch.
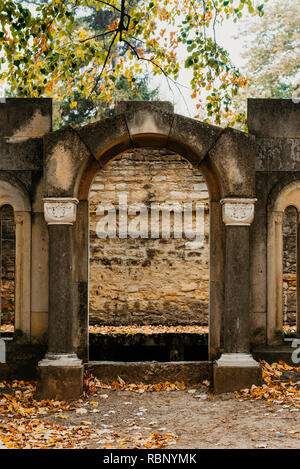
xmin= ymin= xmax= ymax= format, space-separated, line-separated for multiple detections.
xmin=87 ymin=0 xmax=122 ymax=13
xmin=89 ymin=0 xmax=191 ymax=118
xmin=121 ymin=37 xmax=192 ymax=116
xmin=80 ymin=29 xmax=117 ymax=43
xmin=202 ymin=0 xmax=207 ymax=50
xmin=212 ymin=0 xmax=218 ymax=50
xmin=89 ymin=29 xmax=119 ymax=96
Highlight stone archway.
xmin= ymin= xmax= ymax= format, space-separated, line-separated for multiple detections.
xmin=73 ymin=134 xmax=224 ymax=365
xmin=267 ymin=179 xmax=300 ymax=344
xmin=38 ymin=103 xmax=261 ymax=399
xmin=0 ymin=180 xmax=31 ymax=338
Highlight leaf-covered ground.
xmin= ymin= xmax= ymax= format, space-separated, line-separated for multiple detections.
xmin=236 ymin=360 xmax=300 ymax=406
xmin=88 ymin=325 xmax=209 ymax=335
xmin=282 ymin=325 xmax=297 ymax=336
xmin=1 ymin=324 xmax=295 ymax=336
xmin=0 ymin=361 xmax=299 ymax=449
xmin=1 ymin=324 xmax=209 ymax=335
xmin=0 ymin=324 xmax=14 ymax=333
xmin=0 ymin=377 xmax=184 ymax=449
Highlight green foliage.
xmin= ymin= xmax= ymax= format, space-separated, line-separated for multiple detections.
xmin=53 ymin=73 xmax=159 ymax=128
xmin=228 ymin=0 xmax=300 ymax=130
xmin=242 ymin=0 xmax=300 ymax=98
xmin=0 ymin=0 xmax=267 ymax=125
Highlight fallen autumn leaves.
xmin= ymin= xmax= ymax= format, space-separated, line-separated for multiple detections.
xmin=2 ymin=323 xmax=295 ymax=336
xmin=0 ymin=324 xmax=209 ymax=335
xmin=0 ymin=418 xmax=178 ymax=450
xmin=0 ymin=419 xmax=106 ymax=449
xmin=0 ymin=360 xmax=299 ymax=449
xmin=88 ymin=324 xmax=209 ymax=335
xmin=236 ymin=360 xmax=300 ymax=407
xmin=84 ymin=373 xmax=186 ymax=395
xmin=0 ymin=324 xmax=14 ymax=333
xmin=0 ymin=374 xmax=183 ymax=449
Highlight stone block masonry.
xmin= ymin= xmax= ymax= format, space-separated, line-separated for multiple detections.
xmin=282 ymin=206 xmax=297 ymax=326
xmin=0 ymin=205 xmax=15 ymax=326
xmin=89 ymin=148 xmax=210 ymax=326
xmin=1 ymin=98 xmax=299 ymax=397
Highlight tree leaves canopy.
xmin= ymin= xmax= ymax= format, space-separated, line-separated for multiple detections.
xmin=241 ymin=0 xmax=300 ymax=98
xmin=0 ymin=0 xmax=267 ymax=125
xmin=227 ymin=0 xmax=299 ymax=130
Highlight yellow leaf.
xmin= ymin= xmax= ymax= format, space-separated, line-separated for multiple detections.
xmin=89 ymin=401 xmax=99 ymax=407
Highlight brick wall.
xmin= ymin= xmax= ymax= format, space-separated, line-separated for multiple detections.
xmin=0 ymin=205 xmax=15 ymax=325
xmin=282 ymin=205 xmax=297 ymax=326
xmin=89 ymin=148 xmax=210 ymax=325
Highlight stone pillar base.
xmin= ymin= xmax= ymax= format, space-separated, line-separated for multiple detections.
xmin=36 ymin=354 xmax=83 ymax=400
xmin=213 ymin=353 xmax=262 ymax=394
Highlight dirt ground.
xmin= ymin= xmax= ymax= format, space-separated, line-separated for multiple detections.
xmin=62 ymin=387 xmax=300 ymax=449
xmin=1 ymin=382 xmax=299 ymax=449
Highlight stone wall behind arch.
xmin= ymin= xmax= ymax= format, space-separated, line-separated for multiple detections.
xmin=89 ymin=147 xmax=210 ymax=325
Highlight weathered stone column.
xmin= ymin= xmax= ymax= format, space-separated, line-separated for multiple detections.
xmin=37 ymin=198 xmax=84 ymax=400
xmin=213 ymin=198 xmax=262 ymax=393
xmin=14 ymin=212 xmax=31 ymax=339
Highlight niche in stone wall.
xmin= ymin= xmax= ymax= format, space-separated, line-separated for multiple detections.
xmin=282 ymin=205 xmax=297 ymax=333
xmin=0 ymin=205 xmax=15 ymax=334
xmin=88 ymin=148 xmax=210 ymax=328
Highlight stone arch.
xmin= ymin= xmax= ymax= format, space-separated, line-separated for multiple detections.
xmin=72 ymin=134 xmax=224 ymax=361
xmin=54 ymin=108 xmax=228 ymax=362
xmin=76 ymin=134 xmax=222 ymax=202
xmin=267 ymin=178 xmax=300 ymax=344
xmin=44 ymin=105 xmax=255 ymax=201
xmin=0 ymin=179 xmax=30 ymax=212
xmin=0 ymin=178 xmax=31 ymax=337
xmin=66 ymin=113 xmax=254 ymax=362
xmin=41 ymin=104 xmax=259 ymax=398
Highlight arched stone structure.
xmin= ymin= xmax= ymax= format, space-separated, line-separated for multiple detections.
xmin=0 ymin=179 xmax=31 ymax=337
xmin=247 ymin=99 xmax=300 ymax=366
xmin=267 ymin=180 xmax=300 ymax=344
xmin=5 ymin=98 xmax=300 ymax=399
xmin=37 ymin=102 xmax=260 ymax=399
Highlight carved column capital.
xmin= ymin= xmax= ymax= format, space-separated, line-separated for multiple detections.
xmin=221 ymin=198 xmax=257 ymax=226
xmin=14 ymin=212 xmax=25 ymax=225
xmin=43 ymin=198 xmax=79 ymax=225
xmin=273 ymin=210 xmax=284 ymax=224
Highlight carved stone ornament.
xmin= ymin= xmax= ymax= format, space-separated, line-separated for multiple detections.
xmin=43 ymin=198 xmax=79 ymax=225
xmin=221 ymin=198 xmax=257 ymax=226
